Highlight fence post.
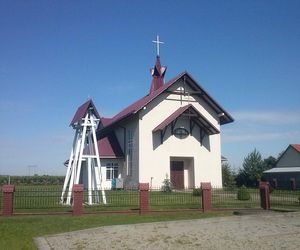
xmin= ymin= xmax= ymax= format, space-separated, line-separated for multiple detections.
xmin=290 ymin=178 xmax=296 ymax=191
xmin=259 ymin=181 xmax=270 ymax=210
xmin=2 ymin=185 xmax=15 ymax=216
xmin=201 ymin=182 xmax=212 ymax=212
xmin=72 ymin=184 xmax=84 ymax=216
xmin=139 ymin=183 xmax=149 ymax=214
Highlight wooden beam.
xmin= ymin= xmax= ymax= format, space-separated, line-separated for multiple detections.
xmin=190 ymin=120 xmax=195 ymax=135
xmin=200 ymin=128 xmax=206 ymax=146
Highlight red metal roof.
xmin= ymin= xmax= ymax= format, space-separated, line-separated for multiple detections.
xmin=153 ymin=105 xmax=191 ymax=132
xmin=98 ymin=133 xmax=124 ymax=158
xmin=70 ymin=99 xmax=100 ymax=126
xmin=153 ymin=104 xmax=219 ymax=135
xmin=98 ymin=72 xmax=233 ymax=138
xmin=291 ymin=144 xmax=300 ymax=153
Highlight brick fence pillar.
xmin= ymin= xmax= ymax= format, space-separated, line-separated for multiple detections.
xmin=139 ymin=183 xmax=149 ymax=214
xmin=201 ymin=182 xmax=212 ymax=212
xmin=2 ymin=185 xmax=15 ymax=216
xmin=259 ymin=181 xmax=270 ymax=210
xmin=72 ymin=184 xmax=84 ymax=216
xmin=290 ymin=178 xmax=296 ymax=191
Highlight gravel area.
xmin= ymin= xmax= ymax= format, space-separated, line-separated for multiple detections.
xmin=35 ymin=211 xmax=300 ymax=250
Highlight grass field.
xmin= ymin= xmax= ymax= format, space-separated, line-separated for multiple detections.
xmin=0 ymin=211 xmax=232 ymax=250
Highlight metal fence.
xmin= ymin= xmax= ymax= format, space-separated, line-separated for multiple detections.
xmin=270 ymin=189 xmax=300 ymax=210
xmin=13 ymin=185 xmax=71 ymax=213
xmin=2 ymin=185 xmax=300 ymax=214
xmin=0 ymin=186 xmax=2 ymax=213
xmin=150 ymin=187 xmax=202 ymax=210
xmin=212 ymin=187 xmax=260 ymax=209
xmin=83 ymin=188 xmax=139 ymax=212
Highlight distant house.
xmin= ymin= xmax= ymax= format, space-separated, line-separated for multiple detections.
xmin=263 ymin=144 xmax=300 ymax=189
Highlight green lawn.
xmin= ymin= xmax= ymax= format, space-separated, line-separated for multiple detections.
xmin=0 ymin=211 xmax=232 ymax=250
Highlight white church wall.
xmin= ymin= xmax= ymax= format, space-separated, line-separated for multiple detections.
xmin=138 ymin=80 xmax=222 ymax=187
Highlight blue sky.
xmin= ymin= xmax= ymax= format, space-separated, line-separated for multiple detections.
xmin=0 ymin=1 xmax=299 ymax=175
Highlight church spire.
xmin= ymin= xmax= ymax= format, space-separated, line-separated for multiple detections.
xmin=149 ymin=36 xmax=167 ymax=94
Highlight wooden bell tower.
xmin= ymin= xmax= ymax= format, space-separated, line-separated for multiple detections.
xmin=60 ymin=99 xmax=106 ymax=205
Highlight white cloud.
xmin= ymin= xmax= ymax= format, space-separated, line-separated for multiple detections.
xmin=223 ymin=130 xmax=300 ymax=143
xmin=232 ymin=111 xmax=300 ymax=125
xmin=222 ymin=110 xmax=300 ymax=143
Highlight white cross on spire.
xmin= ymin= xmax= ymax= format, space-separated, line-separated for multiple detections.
xmin=152 ymin=35 xmax=164 ymax=56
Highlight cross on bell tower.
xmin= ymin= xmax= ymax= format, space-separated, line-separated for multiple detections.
xmin=152 ymin=35 xmax=164 ymax=56
xmin=149 ymin=35 xmax=167 ymax=94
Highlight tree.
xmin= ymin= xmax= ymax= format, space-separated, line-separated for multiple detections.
xmin=263 ymin=156 xmax=277 ymax=171
xmin=236 ymin=149 xmax=264 ymax=187
xmin=221 ymin=162 xmax=236 ymax=187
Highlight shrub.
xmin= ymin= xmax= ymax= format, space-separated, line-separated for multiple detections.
xmin=237 ymin=185 xmax=250 ymax=200
xmin=192 ymin=188 xmax=202 ymax=196
xmin=161 ymin=174 xmax=172 ymax=192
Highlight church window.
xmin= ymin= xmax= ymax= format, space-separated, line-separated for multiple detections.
xmin=127 ymin=130 xmax=134 ymax=176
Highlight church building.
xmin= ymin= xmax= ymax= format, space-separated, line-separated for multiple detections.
xmin=68 ymin=40 xmax=233 ymax=190
xmin=92 ymin=55 xmax=234 ymax=189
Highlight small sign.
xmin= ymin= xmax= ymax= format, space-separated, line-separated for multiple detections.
xmin=174 ymin=127 xmax=189 ymax=139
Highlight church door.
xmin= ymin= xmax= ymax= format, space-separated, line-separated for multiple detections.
xmin=170 ymin=161 xmax=184 ymax=189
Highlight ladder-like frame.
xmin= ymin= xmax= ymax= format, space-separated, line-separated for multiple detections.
xmin=61 ymin=109 xmax=106 ymax=205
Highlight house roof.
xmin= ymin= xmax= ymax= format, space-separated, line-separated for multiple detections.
xmin=291 ymin=144 xmax=300 ymax=153
xmin=153 ymin=104 xmax=219 ymax=135
xmin=275 ymin=144 xmax=300 ymax=167
xmin=98 ymin=133 xmax=124 ymax=158
xmin=264 ymin=167 xmax=300 ymax=173
xmin=98 ymin=72 xmax=233 ymax=137
xmin=70 ymin=99 xmax=100 ymax=126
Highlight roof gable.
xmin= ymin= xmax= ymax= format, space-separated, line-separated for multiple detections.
xmin=276 ymin=144 xmax=300 ymax=167
xmin=70 ymin=99 xmax=100 ymax=126
xmin=98 ymin=72 xmax=233 ymax=135
xmin=153 ymin=104 xmax=220 ymax=135
xmin=291 ymin=144 xmax=300 ymax=153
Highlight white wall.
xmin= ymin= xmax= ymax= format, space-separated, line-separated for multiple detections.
xmin=138 ymin=80 xmax=222 ymax=187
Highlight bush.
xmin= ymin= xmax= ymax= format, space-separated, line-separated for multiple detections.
xmin=161 ymin=174 xmax=172 ymax=192
xmin=237 ymin=185 xmax=250 ymax=200
xmin=192 ymin=188 xmax=202 ymax=196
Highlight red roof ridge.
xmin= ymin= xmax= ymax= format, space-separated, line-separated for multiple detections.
xmin=291 ymin=144 xmax=300 ymax=153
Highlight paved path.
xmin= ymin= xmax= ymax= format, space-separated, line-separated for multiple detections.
xmin=35 ymin=211 xmax=300 ymax=250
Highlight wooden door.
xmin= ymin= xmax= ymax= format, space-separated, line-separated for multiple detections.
xmin=170 ymin=161 xmax=184 ymax=189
